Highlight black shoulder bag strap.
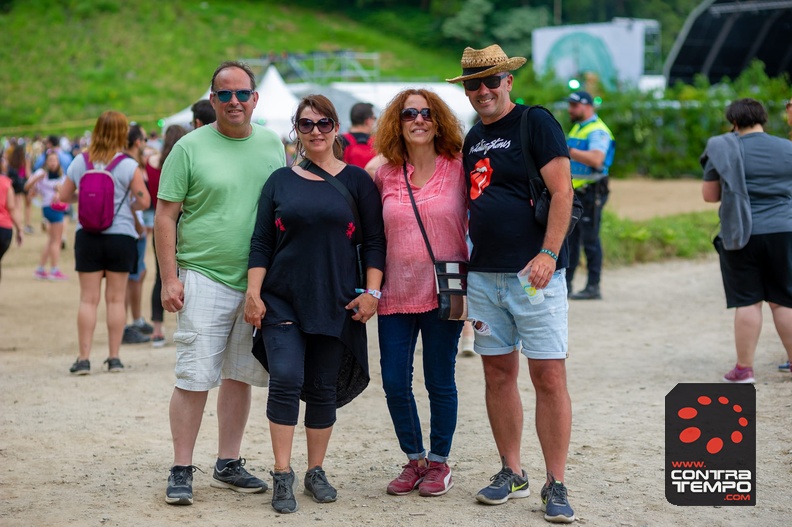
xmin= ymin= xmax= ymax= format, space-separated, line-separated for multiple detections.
xmin=402 ymin=162 xmax=436 ymax=263
xmin=519 ymin=105 xmax=547 ymax=209
xmin=298 ymin=158 xmax=362 ymax=245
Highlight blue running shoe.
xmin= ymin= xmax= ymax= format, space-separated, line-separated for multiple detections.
xmin=778 ymin=361 xmax=790 ymax=372
xmin=541 ymin=473 xmax=575 ymax=523
xmin=475 ymin=457 xmax=530 ymax=505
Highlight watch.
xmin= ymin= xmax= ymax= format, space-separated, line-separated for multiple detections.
xmin=366 ymin=289 xmax=382 ymax=299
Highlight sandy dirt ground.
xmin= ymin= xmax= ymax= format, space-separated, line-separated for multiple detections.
xmin=1 ymin=179 xmax=790 ymax=526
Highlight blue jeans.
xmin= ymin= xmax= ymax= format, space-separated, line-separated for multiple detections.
xmin=378 ymin=310 xmax=463 ymax=462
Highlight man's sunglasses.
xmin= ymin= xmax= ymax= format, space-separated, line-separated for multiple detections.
xmin=213 ymin=89 xmax=253 ymax=103
xmin=400 ymin=108 xmax=432 ymax=122
xmin=463 ymin=73 xmax=509 ymax=92
xmin=297 ymin=117 xmax=336 ymax=134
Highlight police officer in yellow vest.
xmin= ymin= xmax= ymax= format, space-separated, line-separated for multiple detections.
xmin=566 ymin=91 xmax=615 ymax=300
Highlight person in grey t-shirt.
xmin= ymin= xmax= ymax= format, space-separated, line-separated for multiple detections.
xmin=702 ymin=97 xmax=792 ymax=384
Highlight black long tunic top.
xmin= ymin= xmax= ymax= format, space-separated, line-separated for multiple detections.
xmin=249 ymin=164 xmax=386 ymax=406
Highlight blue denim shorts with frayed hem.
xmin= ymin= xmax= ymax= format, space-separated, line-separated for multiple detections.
xmin=467 ymin=271 xmax=569 ymax=360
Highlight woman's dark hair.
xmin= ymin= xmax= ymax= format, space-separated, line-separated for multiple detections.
xmin=127 ymin=123 xmax=145 ymax=148
xmin=160 ymin=125 xmax=187 ymax=168
xmin=292 ymin=94 xmax=344 ymax=161
xmin=725 ymin=98 xmax=768 ymax=128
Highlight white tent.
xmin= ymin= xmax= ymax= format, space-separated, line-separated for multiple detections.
xmin=160 ymin=66 xmax=299 ymax=139
xmin=328 ymin=82 xmax=477 ymax=131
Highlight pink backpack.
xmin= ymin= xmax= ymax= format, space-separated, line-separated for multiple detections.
xmin=78 ymin=152 xmax=130 ymax=233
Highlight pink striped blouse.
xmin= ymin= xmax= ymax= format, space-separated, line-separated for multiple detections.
xmin=374 ymin=155 xmax=468 ymax=315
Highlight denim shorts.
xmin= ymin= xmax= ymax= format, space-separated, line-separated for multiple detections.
xmin=128 ymin=236 xmax=147 ymax=281
xmin=467 ymin=271 xmax=569 ymax=360
xmin=42 ymin=206 xmax=65 ymax=224
xmin=173 ymin=269 xmax=268 ymax=391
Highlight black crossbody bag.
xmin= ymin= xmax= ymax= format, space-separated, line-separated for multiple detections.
xmin=299 ymin=158 xmax=365 ymax=289
xmin=519 ymin=106 xmax=583 ymax=235
xmin=402 ymin=163 xmax=468 ymax=321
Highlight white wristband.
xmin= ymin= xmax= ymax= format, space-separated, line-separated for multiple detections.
xmin=366 ymin=289 xmax=382 ymax=299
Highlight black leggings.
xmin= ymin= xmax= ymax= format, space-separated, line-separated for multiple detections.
xmin=0 ymin=227 xmax=12 ymax=260
xmin=150 ymin=235 xmax=163 ymax=323
xmin=261 ymin=323 xmax=344 ymax=429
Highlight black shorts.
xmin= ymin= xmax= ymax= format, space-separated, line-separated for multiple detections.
xmin=716 ymin=231 xmax=792 ymax=308
xmin=74 ymin=230 xmax=137 ymax=273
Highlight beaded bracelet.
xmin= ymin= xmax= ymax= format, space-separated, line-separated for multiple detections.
xmin=540 ymin=248 xmax=558 ymax=261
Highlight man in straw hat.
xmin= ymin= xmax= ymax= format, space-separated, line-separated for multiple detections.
xmin=448 ymin=44 xmax=576 ymax=523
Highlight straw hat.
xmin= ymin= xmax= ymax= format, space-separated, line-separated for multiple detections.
xmin=446 ymin=44 xmax=527 ymax=84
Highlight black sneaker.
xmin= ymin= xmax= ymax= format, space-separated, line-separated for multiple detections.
xmin=271 ymin=469 xmax=298 ymax=513
xmin=133 ymin=320 xmax=154 ymax=335
xmin=475 ymin=457 xmax=530 ymax=505
xmin=122 ymin=325 xmax=151 ymax=344
xmin=304 ymin=466 xmax=337 ymax=503
xmin=541 ymin=474 xmax=575 ymax=523
xmin=569 ymin=284 xmax=601 ymax=300
xmin=69 ymin=359 xmax=90 ymax=375
xmin=166 ymin=465 xmax=198 ymax=505
xmin=104 ymin=357 xmax=124 ymax=373
xmin=210 ymin=458 xmax=267 ymax=493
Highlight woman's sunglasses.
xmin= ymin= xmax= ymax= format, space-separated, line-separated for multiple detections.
xmin=297 ymin=117 xmax=335 ymax=134
xmin=213 ymin=89 xmax=253 ymax=103
xmin=400 ymin=108 xmax=432 ymax=122
xmin=463 ymin=73 xmax=509 ymax=92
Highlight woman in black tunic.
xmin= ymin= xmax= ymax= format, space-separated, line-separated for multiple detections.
xmin=245 ymin=95 xmax=385 ymax=513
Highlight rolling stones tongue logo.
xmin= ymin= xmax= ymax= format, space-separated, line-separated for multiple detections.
xmin=470 ymin=158 xmax=492 ymax=200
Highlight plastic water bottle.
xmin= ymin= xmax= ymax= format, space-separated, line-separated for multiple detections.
xmin=517 ymin=268 xmax=544 ymax=305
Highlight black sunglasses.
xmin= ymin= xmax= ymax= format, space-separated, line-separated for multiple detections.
xmin=213 ymin=89 xmax=253 ymax=103
xmin=400 ymin=108 xmax=432 ymax=122
xmin=463 ymin=73 xmax=509 ymax=92
xmin=297 ymin=117 xmax=335 ymax=134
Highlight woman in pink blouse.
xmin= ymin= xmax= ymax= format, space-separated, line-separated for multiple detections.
xmin=373 ymin=89 xmax=468 ymax=498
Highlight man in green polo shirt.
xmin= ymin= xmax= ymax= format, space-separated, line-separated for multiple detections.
xmin=155 ymin=60 xmax=286 ymax=506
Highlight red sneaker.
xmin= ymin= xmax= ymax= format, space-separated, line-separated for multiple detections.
xmin=386 ymin=460 xmax=426 ymax=495
xmin=418 ymin=461 xmax=453 ymax=497
xmin=723 ymin=364 xmax=755 ymax=383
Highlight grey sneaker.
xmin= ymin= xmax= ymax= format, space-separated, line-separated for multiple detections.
xmin=104 ymin=357 xmax=124 ymax=373
xmin=304 ymin=466 xmax=337 ymax=503
xmin=166 ymin=465 xmax=198 ymax=505
xmin=210 ymin=458 xmax=267 ymax=493
xmin=151 ymin=335 xmax=166 ymax=348
xmin=271 ymin=469 xmax=298 ymax=513
xmin=133 ymin=319 xmax=154 ymax=335
xmin=69 ymin=359 xmax=90 ymax=375
xmin=122 ymin=325 xmax=151 ymax=344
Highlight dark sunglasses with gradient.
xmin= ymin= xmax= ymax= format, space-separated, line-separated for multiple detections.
xmin=213 ymin=89 xmax=254 ymax=103
xmin=400 ymin=108 xmax=432 ymax=122
xmin=463 ymin=73 xmax=509 ymax=92
xmin=297 ymin=117 xmax=336 ymax=134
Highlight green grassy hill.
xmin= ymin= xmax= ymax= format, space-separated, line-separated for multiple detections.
xmin=0 ymin=0 xmax=458 ymax=136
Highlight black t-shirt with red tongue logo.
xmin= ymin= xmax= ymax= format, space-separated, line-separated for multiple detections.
xmin=463 ymin=104 xmax=570 ymax=272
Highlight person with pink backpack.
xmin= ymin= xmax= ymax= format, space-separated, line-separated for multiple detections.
xmin=58 ymin=110 xmax=150 ymax=375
